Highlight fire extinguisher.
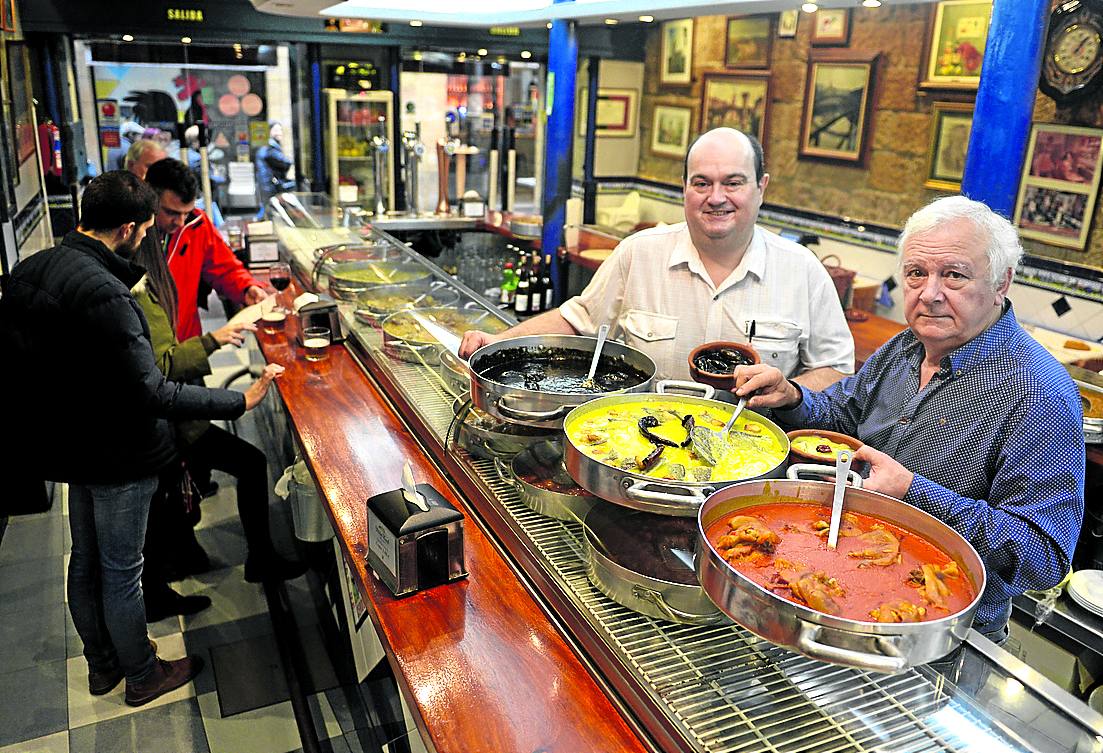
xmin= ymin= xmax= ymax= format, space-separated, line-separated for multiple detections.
xmin=39 ymin=121 xmax=62 ymax=178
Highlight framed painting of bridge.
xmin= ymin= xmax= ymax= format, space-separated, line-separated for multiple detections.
xmin=799 ymin=52 xmax=880 ymax=166
xmin=700 ymin=72 xmax=770 ymax=143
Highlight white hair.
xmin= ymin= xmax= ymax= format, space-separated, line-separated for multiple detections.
xmin=898 ymin=195 xmax=1023 ymax=288
xmin=123 ymin=139 xmax=164 ymax=170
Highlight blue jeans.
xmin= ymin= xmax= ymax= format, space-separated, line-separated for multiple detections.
xmin=67 ymin=477 xmax=158 ymax=682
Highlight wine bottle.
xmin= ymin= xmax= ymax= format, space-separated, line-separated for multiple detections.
xmin=541 ymin=254 xmax=554 ymax=311
xmin=499 ymin=262 xmax=515 ymax=305
xmin=528 ymin=252 xmax=543 ymax=313
xmin=514 ymin=263 xmax=531 ymax=315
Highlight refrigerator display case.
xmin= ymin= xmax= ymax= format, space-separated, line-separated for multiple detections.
xmin=269 ymin=193 xmax=1103 ymax=753
xmin=325 ymin=88 xmax=395 ymax=214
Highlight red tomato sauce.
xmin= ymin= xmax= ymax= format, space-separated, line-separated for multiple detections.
xmin=707 ymin=502 xmax=975 ymax=623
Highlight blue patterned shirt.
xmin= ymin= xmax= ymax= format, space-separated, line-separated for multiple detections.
xmin=776 ymin=303 xmax=1085 ymax=629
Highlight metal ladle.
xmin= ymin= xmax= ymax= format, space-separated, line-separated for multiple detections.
xmin=580 ymin=324 xmax=610 ymax=391
xmin=826 ymin=449 xmax=855 ymax=550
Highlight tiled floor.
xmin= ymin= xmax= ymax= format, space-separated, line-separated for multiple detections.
xmin=0 ymin=291 xmax=427 ymax=753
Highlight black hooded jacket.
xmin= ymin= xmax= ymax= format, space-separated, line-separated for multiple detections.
xmin=0 ymin=231 xmax=245 ymax=484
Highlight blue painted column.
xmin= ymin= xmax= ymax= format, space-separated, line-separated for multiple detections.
xmin=960 ymin=0 xmax=1049 ymax=217
xmin=540 ymin=0 xmax=578 ymax=308
xmin=308 ymin=44 xmax=326 ymax=189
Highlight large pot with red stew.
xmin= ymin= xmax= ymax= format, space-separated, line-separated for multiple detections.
xmin=696 ymin=476 xmax=986 ymax=672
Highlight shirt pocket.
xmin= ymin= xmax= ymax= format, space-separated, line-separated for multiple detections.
xmin=620 ymin=309 xmax=679 ymax=377
xmin=752 ymin=320 xmax=802 ymax=377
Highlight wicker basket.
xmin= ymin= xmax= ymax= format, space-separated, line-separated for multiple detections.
xmin=820 ymin=254 xmax=856 ymax=307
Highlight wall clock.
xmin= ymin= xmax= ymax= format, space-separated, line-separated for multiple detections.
xmin=1040 ymin=0 xmax=1103 ymax=104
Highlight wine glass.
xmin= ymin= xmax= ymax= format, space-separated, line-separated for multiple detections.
xmin=268 ymin=261 xmax=292 ymax=313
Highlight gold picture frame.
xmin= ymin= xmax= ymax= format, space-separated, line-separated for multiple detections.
xmin=811 ymin=8 xmax=851 ymax=46
xmin=651 ymin=105 xmax=694 ymax=158
xmin=700 ymin=72 xmax=770 ymax=143
xmin=778 ymin=9 xmax=799 ymax=39
xmin=660 ymin=18 xmax=694 ymax=85
xmin=925 ymin=101 xmax=974 ymax=191
xmin=799 ymin=52 xmax=879 ymax=165
xmin=921 ymin=0 xmax=993 ymax=89
xmin=1014 ymin=123 xmax=1103 ymax=250
xmin=725 ymin=15 xmax=772 ymax=68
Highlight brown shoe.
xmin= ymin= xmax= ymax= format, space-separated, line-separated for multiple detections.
xmin=124 ymin=655 xmax=204 ymax=707
xmin=87 ymin=639 xmax=157 ymax=696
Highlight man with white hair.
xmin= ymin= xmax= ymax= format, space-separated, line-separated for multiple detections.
xmin=737 ymin=195 xmax=1085 ymax=644
xmin=124 ymin=139 xmax=166 ymax=180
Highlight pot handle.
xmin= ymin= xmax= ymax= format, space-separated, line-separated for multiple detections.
xmin=796 ymin=622 xmax=907 ymax=673
xmin=492 ymin=456 xmax=525 ymax=495
xmin=495 ymin=396 xmax=572 ymax=422
xmin=655 ymin=379 xmax=716 ymax=400
xmin=623 ymin=479 xmax=710 ymax=511
xmin=632 ymin=585 xmax=718 ymax=624
xmin=786 ymin=463 xmax=863 ymax=488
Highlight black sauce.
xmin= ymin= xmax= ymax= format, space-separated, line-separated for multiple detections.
xmin=693 ymin=347 xmax=754 ymax=374
xmin=586 ymin=508 xmax=698 ymax=585
xmin=477 ymin=347 xmax=650 ymax=394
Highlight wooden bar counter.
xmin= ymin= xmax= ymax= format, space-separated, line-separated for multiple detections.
xmin=254 ymin=312 xmax=651 ymax=753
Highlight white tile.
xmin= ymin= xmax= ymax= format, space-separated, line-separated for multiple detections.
xmin=199 ymin=691 xmax=341 ymax=753
xmin=0 ymin=731 xmax=68 ymax=753
xmin=62 ymin=554 xmax=69 ymax=604
xmin=66 ymin=632 xmax=195 ymax=729
xmin=176 ymin=565 xmax=267 ymax=630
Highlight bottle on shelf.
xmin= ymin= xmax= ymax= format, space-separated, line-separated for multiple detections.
xmin=541 ymin=253 xmax=554 ymax=311
xmin=514 ymin=256 xmax=531 ymax=316
xmin=528 ymin=252 xmax=543 ymax=314
xmin=499 ymin=262 xmax=516 ymax=305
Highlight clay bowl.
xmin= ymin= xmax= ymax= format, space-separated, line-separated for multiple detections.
xmin=785 ymin=428 xmax=864 ymax=466
xmin=688 ymin=341 xmax=760 ymax=391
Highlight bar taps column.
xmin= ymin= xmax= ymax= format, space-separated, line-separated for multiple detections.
xmin=370 ymin=134 xmax=390 ymax=217
xmin=402 ymin=127 xmax=424 ymax=217
xmin=436 ymin=137 xmax=458 ymax=215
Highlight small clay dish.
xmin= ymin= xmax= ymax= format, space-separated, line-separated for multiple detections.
xmin=688 ymin=341 xmax=760 ymax=390
xmin=786 ymin=428 xmax=863 ymax=466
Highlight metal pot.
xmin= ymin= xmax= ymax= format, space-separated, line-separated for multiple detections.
xmin=352 ymin=281 xmax=461 ymax=327
xmin=470 ymin=335 xmax=656 ymax=429
xmin=562 ymin=381 xmax=789 ymax=517
xmin=326 ymin=261 xmax=432 ymax=301
xmin=696 ymin=471 xmax=986 ymax=673
xmin=584 ymin=504 xmax=726 ymax=625
xmin=438 ymin=349 xmax=471 ymax=399
xmin=448 ymin=398 xmax=555 ymax=460
xmin=493 ymin=439 xmax=598 ymax=522
xmin=382 ymin=305 xmax=506 ymax=365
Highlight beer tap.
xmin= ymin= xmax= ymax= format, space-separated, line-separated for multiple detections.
xmin=435 ymin=137 xmax=459 ymax=216
xmin=401 ymin=127 xmax=424 ymax=217
xmin=370 ymin=133 xmax=389 ymax=217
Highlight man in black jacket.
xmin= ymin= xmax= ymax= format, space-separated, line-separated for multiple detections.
xmin=0 ymin=171 xmax=282 ymax=706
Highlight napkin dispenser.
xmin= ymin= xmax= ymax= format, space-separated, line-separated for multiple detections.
xmin=298 ymin=297 xmax=345 ymax=343
xmin=366 ymin=484 xmax=467 ymax=597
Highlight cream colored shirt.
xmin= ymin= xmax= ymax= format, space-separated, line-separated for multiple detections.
xmin=559 ymin=223 xmax=855 ymax=382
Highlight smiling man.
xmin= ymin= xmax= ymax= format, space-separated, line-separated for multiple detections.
xmin=459 ymin=127 xmax=854 ymax=384
xmin=736 ymin=195 xmax=1085 ymax=644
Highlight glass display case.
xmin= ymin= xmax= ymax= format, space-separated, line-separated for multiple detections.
xmin=269 ymin=193 xmax=1103 ymax=753
xmin=325 ymin=88 xmax=395 ymax=214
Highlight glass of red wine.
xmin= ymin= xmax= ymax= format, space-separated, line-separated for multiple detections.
xmin=268 ymin=261 xmax=292 ymax=314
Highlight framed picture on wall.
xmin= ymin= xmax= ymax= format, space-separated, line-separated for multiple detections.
xmin=799 ymin=52 xmax=879 ymax=165
xmin=0 ymin=0 xmax=15 ymax=33
xmin=925 ymin=101 xmax=974 ymax=191
xmin=811 ymin=8 xmax=851 ymax=46
xmin=725 ymin=16 xmax=772 ymax=68
xmin=651 ymin=105 xmax=694 ymax=158
xmin=778 ymin=9 xmax=799 ymax=38
xmin=577 ymin=88 xmax=639 ymax=138
xmin=660 ymin=19 xmax=694 ymax=85
xmin=921 ymin=0 xmax=993 ymax=89
xmin=1014 ymin=123 xmax=1103 ymax=250
xmin=700 ymin=72 xmax=770 ymax=143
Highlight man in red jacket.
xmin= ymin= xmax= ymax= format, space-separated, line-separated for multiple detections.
xmin=148 ymin=158 xmax=269 ymax=340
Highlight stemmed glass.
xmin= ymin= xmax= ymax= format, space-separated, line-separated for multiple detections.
xmin=268 ymin=262 xmax=292 ymax=314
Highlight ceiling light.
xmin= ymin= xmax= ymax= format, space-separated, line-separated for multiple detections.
xmin=122 ymin=34 xmax=134 ymax=42
xmin=546 ymin=22 xmax=552 ymax=29
xmin=181 ymin=36 xmax=192 ymax=44
xmin=638 ymin=15 xmax=654 ymax=23
xmin=497 ymin=55 xmax=507 ymax=64
xmin=604 ymin=18 xmax=618 ymax=25
xmin=410 ymin=20 xmax=423 ymax=27
xmin=477 ymin=48 xmax=487 ymax=56
xmin=520 ymin=50 xmax=532 ymax=59
xmin=862 ymin=0 xmax=881 ymax=6
xmin=801 ymin=2 xmax=818 ymax=12
xmin=412 ymin=50 xmax=423 ymax=61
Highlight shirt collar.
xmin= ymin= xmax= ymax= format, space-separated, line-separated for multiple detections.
xmin=668 ymin=224 xmax=767 ymax=288
xmin=903 ymin=300 xmax=1018 ymax=377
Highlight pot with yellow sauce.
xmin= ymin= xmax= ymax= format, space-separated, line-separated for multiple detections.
xmin=562 ymin=381 xmax=789 ymax=516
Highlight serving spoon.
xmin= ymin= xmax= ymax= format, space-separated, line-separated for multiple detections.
xmin=826 ymin=449 xmax=855 ymax=550
xmin=580 ymin=324 xmax=610 ymax=391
